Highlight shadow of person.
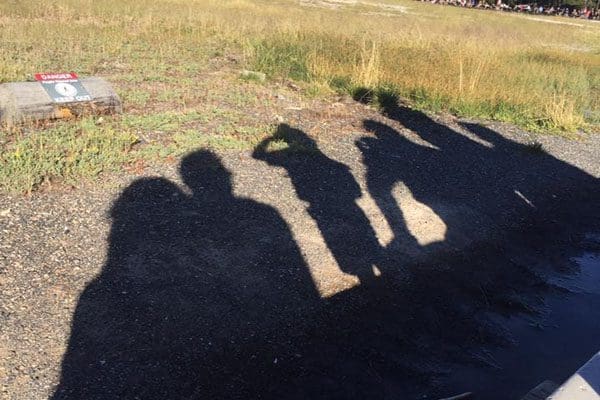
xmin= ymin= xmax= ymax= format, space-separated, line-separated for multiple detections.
xmin=253 ymin=124 xmax=382 ymax=284
xmin=51 ymin=150 xmax=322 ymax=399
xmin=359 ymin=104 xmax=599 ymax=262
xmin=50 ymin=119 xmax=598 ymax=400
xmin=353 ymin=103 xmax=600 ymax=399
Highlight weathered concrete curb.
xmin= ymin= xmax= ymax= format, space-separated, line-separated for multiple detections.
xmin=549 ymin=352 xmax=600 ymax=400
xmin=0 ymin=77 xmax=122 ymax=126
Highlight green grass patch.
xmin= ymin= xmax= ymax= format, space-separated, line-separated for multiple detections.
xmin=250 ymin=37 xmax=312 ymax=81
xmin=120 ymin=89 xmax=152 ymax=107
xmin=120 ymin=111 xmax=209 ymax=131
xmin=0 ymin=119 xmax=138 ymax=193
xmin=0 ymin=116 xmax=271 ymax=194
xmin=137 ymin=125 xmax=269 ymax=161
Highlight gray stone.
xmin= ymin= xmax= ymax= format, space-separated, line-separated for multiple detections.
xmin=0 ymin=77 xmax=122 ymax=126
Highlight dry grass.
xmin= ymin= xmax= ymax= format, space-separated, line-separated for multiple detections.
xmin=1 ymin=0 xmax=598 ymax=130
xmin=0 ymin=0 xmax=599 ymax=192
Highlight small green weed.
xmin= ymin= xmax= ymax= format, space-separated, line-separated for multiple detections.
xmin=250 ymin=38 xmax=312 ymax=81
xmin=347 ymin=84 xmax=399 ymax=113
xmin=120 ymin=89 xmax=152 ymax=107
xmin=239 ymin=70 xmax=267 ymax=83
xmin=524 ymin=141 xmax=545 ymax=154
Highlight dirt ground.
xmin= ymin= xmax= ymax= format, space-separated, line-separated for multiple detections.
xmin=1 ymin=94 xmax=599 ymax=399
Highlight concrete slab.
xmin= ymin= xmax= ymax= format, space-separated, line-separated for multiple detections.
xmin=0 ymin=77 xmax=121 ymax=126
xmin=549 ymin=352 xmax=600 ymax=400
xmin=522 ymin=381 xmax=559 ymax=400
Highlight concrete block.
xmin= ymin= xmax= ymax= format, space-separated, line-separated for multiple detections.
xmin=549 ymin=352 xmax=600 ymax=400
xmin=0 ymin=77 xmax=122 ymax=126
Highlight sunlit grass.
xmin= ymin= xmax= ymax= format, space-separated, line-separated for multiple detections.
xmin=1 ymin=0 xmax=598 ymax=192
xmin=1 ymin=0 xmax=598 ymax=131
xmin=0 ymin=119 xmax=138 ymax=194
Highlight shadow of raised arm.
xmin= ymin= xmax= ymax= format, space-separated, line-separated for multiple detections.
xmin=252 ymin=135 xmax=276 ymax=161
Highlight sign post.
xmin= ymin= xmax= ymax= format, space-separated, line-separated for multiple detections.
xmin=34 ymin=73 xmax=92 ymax=103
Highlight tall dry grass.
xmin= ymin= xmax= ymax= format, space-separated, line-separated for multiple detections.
xmin=0 ymin=0 xmax=599 ymax=131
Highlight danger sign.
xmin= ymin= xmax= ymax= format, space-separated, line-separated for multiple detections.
xmin=35 ymin=72 xmax=92 ymax=103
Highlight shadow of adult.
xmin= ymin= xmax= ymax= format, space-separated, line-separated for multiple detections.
xmin=51 ymin=150 xmax=322 ymax=399
xmin=253 ymin=124 xmax=382 ymax=284
xmin=358 ymin=105 xmax=599 ymax=259
xmin=351 ymin=105 xmax=600 ymax=398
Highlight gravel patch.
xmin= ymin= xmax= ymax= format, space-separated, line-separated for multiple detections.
xmin=1 ymin=99 xmax=598 ymax=399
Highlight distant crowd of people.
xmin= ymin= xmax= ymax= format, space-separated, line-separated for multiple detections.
xmin=420 ymin=0 xmax=600 ymax=19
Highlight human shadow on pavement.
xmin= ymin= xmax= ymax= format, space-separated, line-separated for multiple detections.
xmin=51 ymin=150 xmax=324 ymax=399
xmin=354 ymin=106 xmax=599 ymax=398
xmin=52 ymin=147 xmax=445 ymax=400
xmin=53 ymin=114 xmax=599 ymax=399
xmin=358 ymin=105 xmax=599 ymax=261
xmin=253 ymin=124 xmax=382 ymax=284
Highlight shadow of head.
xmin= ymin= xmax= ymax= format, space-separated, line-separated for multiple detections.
xmin=180 ymin=149 xmax=232 ymax=197
xmin=363 ymin=119 xmax=402 ymax=139
xmin=272 ymin=123 xmax=318 ymax=153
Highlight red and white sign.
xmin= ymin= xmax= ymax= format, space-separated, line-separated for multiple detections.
xmin=34 ymin=72 xmax=79 ymax=82
xmin=34 ymin=72 xmax=91 ymax=103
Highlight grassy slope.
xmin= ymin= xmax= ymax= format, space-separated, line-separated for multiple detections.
xmin=0 ymin=0 xmax=599 ymax=192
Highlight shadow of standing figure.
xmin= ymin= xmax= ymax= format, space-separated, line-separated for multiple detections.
xmin=358 ymin=104 xmax=599 ymax=260
xmin=253 ymin=124 xmax=382 ymax=284
xmin=51 ymin=150 xmax=322 ymax=399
